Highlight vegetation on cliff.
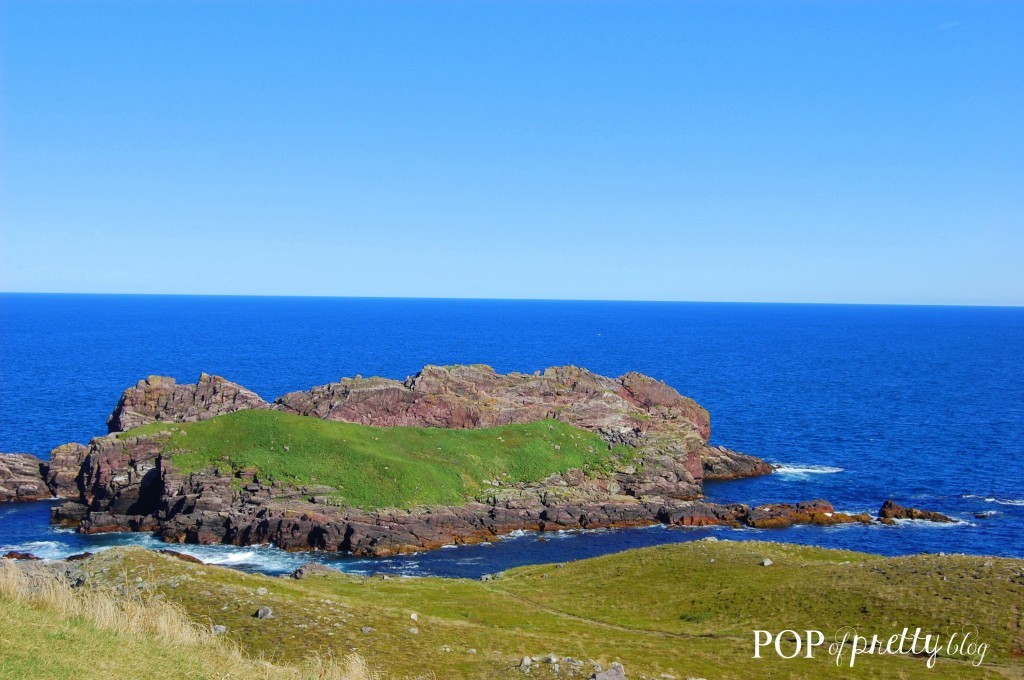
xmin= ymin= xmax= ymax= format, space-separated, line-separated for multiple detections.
xmin=122 ymin=410 xmax=634 ymax=509
xmin=5 ymin=541 xmax=1020 ymax=679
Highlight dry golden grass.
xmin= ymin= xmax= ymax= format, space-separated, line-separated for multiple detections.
xmin=0 ymin=558 xmax=382 ymax=680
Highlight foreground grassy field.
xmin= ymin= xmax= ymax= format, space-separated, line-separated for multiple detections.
xmin=121 ymin=410 xmax=633 ymax=509
xmin=0 ymin=558 xmax=378 ymax=680
xmin=4 ymin=540 xmax=1021 ymax=679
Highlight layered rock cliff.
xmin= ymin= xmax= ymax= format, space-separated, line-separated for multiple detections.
xmin=106 ymin=373 xmax=268 ymax=433
xmin=274 ymin=365 xmax=711 ymax=440
xmin=0 ymin=454 xmax=51 ymax=501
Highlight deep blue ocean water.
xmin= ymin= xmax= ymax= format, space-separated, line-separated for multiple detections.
xmin=1 ymin=293 xmax=1022 ymax=577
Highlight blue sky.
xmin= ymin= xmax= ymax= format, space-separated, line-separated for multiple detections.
xmin=1 ymin=1 xmax=1021 ymax=304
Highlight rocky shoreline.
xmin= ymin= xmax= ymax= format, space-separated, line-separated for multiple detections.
xmin=1 ymin=365 xmax=950 ymax=557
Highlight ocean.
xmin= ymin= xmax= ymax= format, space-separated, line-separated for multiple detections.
xmin=1 ymin=293 xmax=1022 ymax=577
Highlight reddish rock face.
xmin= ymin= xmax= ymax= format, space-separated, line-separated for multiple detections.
xmin=0 ymin=453 xmax=51 ymax=501
xmin=46 ymin=443 xmax=88 ymax=498
xmin=276 ymin=365 xmax=711 ymax=440
xmin=700 ymin=444 xmax=776 ymax=480
xmin=106 ymin=373 xmax=269 ymax=433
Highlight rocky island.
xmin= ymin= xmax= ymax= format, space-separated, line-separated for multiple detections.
xmin=2 ymin=365 xmax=933 ymax=556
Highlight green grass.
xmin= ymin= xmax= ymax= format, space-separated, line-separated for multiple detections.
xmin=121 ymin=410 xmax=634 ymax=509
xmin=0 ymin=598 xmax=237 ymax=680
xmin=41 ymin=542 xmax=1024 ymax=680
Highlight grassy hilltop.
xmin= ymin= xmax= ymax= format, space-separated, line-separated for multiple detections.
xmin=3 ymin=541 xmax=1022 ymax=679
xmin=122 ymin=410 xmax=633 ymax=509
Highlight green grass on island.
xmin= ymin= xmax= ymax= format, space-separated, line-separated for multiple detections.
xmin=120 ymin=410 xmax=635 ymax=509
xmin=3 ymin=541 xmax=1022 ymax=679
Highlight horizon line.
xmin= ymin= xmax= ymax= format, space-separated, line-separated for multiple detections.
xmin=0 ymin=290 xmax=1021 ymax=309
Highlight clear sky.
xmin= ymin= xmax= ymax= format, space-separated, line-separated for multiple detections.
xmin=1 ymin=1 xmax=1021 ymax=305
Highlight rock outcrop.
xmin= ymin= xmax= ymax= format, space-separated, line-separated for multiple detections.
xmin=276 ymin=364 xmax=711 ymax=439
xmin=700 ymin=444 xmax=776 ymax=480
xmin=34 ymin=364 xmax=791 ymax=556
xmin=106 ymin=373 xmax=268 ymax=433
xmin=0 ymin=454 xmax=50 ymax=501
xmin=50 ymin=433 xmax=861 ymax=556
xmin=877 ymin=500 xmax=955 ymax=524
xmin=1 ymin=551 xmax=41 ymax=560
xmin=45 ymin=443 xmax=89 ymax=498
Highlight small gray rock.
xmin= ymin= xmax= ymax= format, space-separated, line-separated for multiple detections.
xmin=211 ymin=625 xmax=228 ymax=635
xmin=254 ymin=606 xmax=273 ymax=619
xmin=290 ymin=562 xmax=341 ymax=579
xmin=361 ymin=626 xmax=375 ymax=634
xmin=520 ymin=656 xmax=532 ymax=670
xmin=591 ymin=666 xmax=627 ymax=680
xmin=759 ymin=558 xmax=773 ymax=567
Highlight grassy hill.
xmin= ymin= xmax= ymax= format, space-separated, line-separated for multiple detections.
xmin=6 ymin=541 xmax=1021 ymax=679
xmin=121 ymin=410 xmax=633 ymax=509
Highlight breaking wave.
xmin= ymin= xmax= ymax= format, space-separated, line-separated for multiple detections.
xmin=962 ymin=494 xmax=1024 ymax=507
xmin=774 ymin=464 xmax=844 ymax=479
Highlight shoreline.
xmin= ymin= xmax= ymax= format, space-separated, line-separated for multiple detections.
xmin=4 ymin=505 xmax=1004 ymax=578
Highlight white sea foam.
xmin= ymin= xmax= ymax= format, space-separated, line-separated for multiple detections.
xmin=885 ymin=517 xmax=971 ymax=529
xmin=500 ymin=529 xmax=530 ymax=539
xmin=961 ymin=494 xmax=1024 ymax=507
xmin=166 ymin=544 xmax=310 ymax=573
xmin=773 ymin=464 xmax=844 ymax=479
xmin=0 ymin=540 xmax=71 ymax=560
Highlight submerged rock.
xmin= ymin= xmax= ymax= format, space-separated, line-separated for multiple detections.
xmin=158 ymin=549 xmax=204 ymax=564
xmin=2 ymin=551 xmax=41 ymax=560
xmin=291 ymin=562 xmax=340 ymax=579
